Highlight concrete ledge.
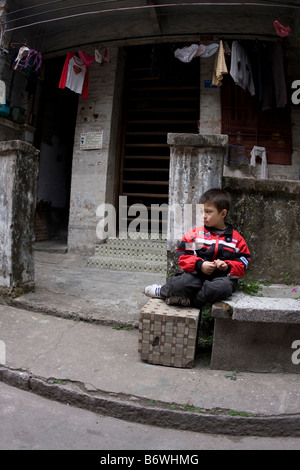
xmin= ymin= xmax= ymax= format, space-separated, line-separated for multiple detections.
xmin=223 ymin=175 xmax=300 ymax=196
xmin=167 ymin=133 xmax=228 ymax=148
xmin=212 ymin=291 xmax=300 ymax=324
xmin=210 ymin=286 xmax=300 ymax=373
xmin=0 ymin=139 xmax=39 ymax=156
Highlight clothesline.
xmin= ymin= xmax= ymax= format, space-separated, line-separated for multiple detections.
xmin=3 ymin=42 xmax=110 ymax=101
xmin=10 ymin=19 xmax=286 ymax=102
xmin=174 ymin=36 xmax=288 ymax=111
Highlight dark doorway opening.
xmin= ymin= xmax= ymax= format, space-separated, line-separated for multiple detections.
xmin=34 ymin=56 xmax=79 ymax=245
xmin=118 ymin=43 xmax=200 ymax=234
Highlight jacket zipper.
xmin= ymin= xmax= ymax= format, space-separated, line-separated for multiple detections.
xmin=212 ymin=235 xmax=219 ymax=261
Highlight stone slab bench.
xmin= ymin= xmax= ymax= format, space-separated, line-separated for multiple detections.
xmin=138 ymin=298 xmax=200 ymax=368
xmin=210 ymin=290 xmax=300 ymax=374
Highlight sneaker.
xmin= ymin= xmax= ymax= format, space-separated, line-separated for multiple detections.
xmin=144 ymin=284 xmax=162 ymax=298
xmin=166 ymin=296 xmax=190 ymax=307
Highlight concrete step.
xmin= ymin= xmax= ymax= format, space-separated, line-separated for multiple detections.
xmin=95 ymin=244 xmax=166 ymax=261
xmin=88 ymin=237 xmax=167 ymax=273
xmin=94 ymin=249 xmax=166 ymax=263
xmin=103 ymin=236 xmax=166 ymax=249
xmin=88 ymin=255 xmax=166 ymax=273
xmin=34 ymin=241 xmax=68 ymax=254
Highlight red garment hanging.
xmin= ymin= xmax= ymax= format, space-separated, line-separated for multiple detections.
xmin=273 ymin=20 xmax=291 ymax=37
xmin=59 ymin=52 xmax=89 ymax=99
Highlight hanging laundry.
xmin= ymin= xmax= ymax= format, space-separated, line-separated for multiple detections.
xmin=150 ymin=44 xmax=175 ymax=83
xmin=174 ymin=44 xmax=200 ymax=63
xmin=59 ymin=52 xmax=89 ymax=99
xmin=95 ymin=47 xmax=110 ymax=64
xmin=230 ymin=40 xmax=255 ymax=96
xmin=13 ymin=46 xmax=42 ymax=74
xmin=78 ymin=50 xmax=95 ymax=67
xmin=250 ymin=146 xmax=268 ymax=179
xmin=225 ymin=144 xmax=249 ymax=166
xmin=196 ymin=44 xmax=206 ymax=56
xmin=174 ymin=43 xmax=219 ymax=62
xmin=23 ymin=49 xmax=42 ymax=73
xmin=224 ymin=43 xmax=231 ymax=56
xmin=212 ymin=40 xmax=228 ymax=86
xmin=199 ymin=43 xmax=219 ymax=58
xmin=11 ymin=46 xmax=42 ymax=96
xmin=64 ymin=55 xmax=87 ymax=96
xmin=14 ymin=46 xmax=30 ymax=70
xmin=261 ymin=41 xmax=287 ymax=111
xmin=246 ymin=41 xmax=264 ymax=111
xmin=273 ymin=20 xmax=291 ymax=37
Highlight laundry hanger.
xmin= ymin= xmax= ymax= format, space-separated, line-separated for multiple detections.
xmin=10 ymin=41 xmax=29 ymax=48
xmin=0 ymin=45 xmax=8 ymax=55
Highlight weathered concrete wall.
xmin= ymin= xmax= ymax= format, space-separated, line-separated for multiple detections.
xmin=199 ymin=55 xmax=221 ymax=135
xmin=67 ymin=46 xmax=125 ymax=254
xmin=167 ymin=133 xmax=228 ymax=275
xmin=211 ymin=317 xmax=300 ymax=374
xmin=223 ymin=176 xmax=300 ymax=284
xmin=0 ymin=140 xmax=39 ymax=291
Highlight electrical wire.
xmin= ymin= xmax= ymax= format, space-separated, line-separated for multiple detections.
xmin=3 ymin=0 xmax=65 ymax=17
xmin=4 ymin=0 xmax=300 ymax=19
xmin=3 ymin=0 xmax=126 ymax=23
xmin=4 ymin=1 xmax=300 ymax=32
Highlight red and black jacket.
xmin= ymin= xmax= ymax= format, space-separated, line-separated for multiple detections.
xmin=176 ymin=224 xmax=251 ymax=278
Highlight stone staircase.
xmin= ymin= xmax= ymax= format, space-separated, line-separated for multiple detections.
xmin=88 ymin=237 xmax=167 ymax=273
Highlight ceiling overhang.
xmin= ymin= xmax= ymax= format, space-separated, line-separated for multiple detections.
xmin=2 ymin=1 xmax=299 ymax=55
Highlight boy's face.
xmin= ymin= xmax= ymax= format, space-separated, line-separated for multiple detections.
xmin=202 ymin=202 xmax=227 ymax=229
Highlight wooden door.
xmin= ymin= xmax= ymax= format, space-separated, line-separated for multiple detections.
xmin=119 ymin=43 xmax=200 ymax=234
xmin=221 ymin=73 xmax=292 ymax=165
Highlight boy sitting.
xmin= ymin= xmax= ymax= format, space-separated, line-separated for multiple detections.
xmin=144 ymin=188 xmax=251 ymax=309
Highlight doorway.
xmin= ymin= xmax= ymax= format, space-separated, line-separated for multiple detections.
xmin=34 ymin=56 xmax=79 ymax=244
xmin=118 ymin=43 xmax=200 ymax=234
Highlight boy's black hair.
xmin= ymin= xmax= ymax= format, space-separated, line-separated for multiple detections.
xmin=199 ymin=188 xmax=231 ymax=213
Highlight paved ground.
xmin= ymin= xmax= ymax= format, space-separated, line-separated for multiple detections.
xmin=2 ymin=382 xmax=300 ymax=450
xmin=0 ymin=248 xmax=299 ymax=438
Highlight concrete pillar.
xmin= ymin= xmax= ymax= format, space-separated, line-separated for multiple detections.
xmin=0 ymin=140 xmax=39 ymax=292
xmin=166 ymin=133 xmax=228 ymax=275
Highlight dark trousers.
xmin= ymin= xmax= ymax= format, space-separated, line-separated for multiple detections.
xmin=160 ymin=272 xmax=237 ymax=309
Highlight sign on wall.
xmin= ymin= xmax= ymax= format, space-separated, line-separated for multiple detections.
xmin=80 ymin=130 xmax=103 ymax=150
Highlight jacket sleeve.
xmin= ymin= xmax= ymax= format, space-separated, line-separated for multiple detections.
xmin=226 ymin=235 xmax=251 ymax=278
xmin=176 ymin=230 xmax=203 ymax=273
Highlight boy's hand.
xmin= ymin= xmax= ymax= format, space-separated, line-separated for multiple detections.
xmin=214 ymin=259 xmax=228 ymax=271
xmin=201 ymin=261 xmax=216 ymax=275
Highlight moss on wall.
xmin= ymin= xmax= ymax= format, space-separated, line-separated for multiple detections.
xmin=223 ymin=177 xmax=300 ymax=284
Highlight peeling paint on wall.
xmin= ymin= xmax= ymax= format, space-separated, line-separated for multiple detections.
xmin=0 ymin=141 xmax=39 ymax=291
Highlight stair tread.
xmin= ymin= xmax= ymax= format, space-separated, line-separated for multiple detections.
xmin=89 ymin=255 xmax=165 ymax=264
xmin=88 ymin=256 xmax=166 ymax=273
xmin=90 ymin=237 xmax=167 ymax=273
xmin=95 ymin=247 xmax=166 ymax=256
xmin=102 ymin=238 xmax=166 ymax=245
